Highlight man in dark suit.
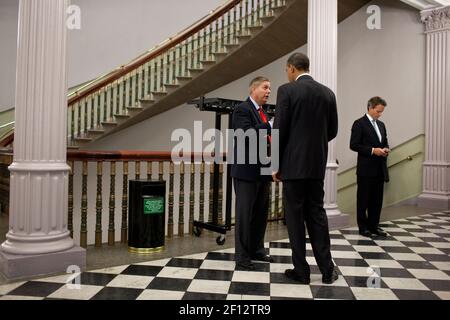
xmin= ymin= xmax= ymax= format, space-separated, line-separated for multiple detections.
xmin=273 ymin=53 xmax=339 ymax=285
xmin=350 ymin=97 xmax=390 ymax=238
xmin=231 ymin=76 xmax=274 ymax=270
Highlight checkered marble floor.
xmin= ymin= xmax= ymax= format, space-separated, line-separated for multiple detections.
xmin=1 ymin=212 xmax=449 ymax=300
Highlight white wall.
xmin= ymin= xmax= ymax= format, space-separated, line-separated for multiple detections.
xmin=0 ymin=0 xmax=19 ymax=111
xmin=0 ymin=0 xmax=225 ymax=110
xmin=90 ymin=0 xmax=426 ymax=173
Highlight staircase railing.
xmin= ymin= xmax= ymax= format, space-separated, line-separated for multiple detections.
xmin=65 ymin=0 xmax=286 ymax=145
xmin=0 ymin=150 xmax=285 ymax=247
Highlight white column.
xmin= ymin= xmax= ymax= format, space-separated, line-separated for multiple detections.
xmin=308 ymin=0 xmax=341 ymax=217
xmin=418 ymin=7 xmax=450 ymax=210
xmin=1 ymin=0 xmax=74 ymax=255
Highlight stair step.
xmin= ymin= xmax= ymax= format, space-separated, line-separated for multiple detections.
xmin=248 ymin=25 xmax=264 ymax=32
xmin=74 ymin=137 xmax=93 ymax=143
xmin=164 ymin=83 xmax=179 ymax=89
xmin=67 ymin=146 xmax=80 ymax=150
xmin=188 ymin=68 xmax=203 ymax=75
xmin=237 ymin=33 xmax=252 ymax=40
xmin=260 ymin=15 xmax=275 ymax=23
xmin=271 ymin=5 xmax=286 ymax=14
xmin=151 ymin=91 xmax=168 ymax=99
xmin=127 ymin=106 xmax=144 ymax=112
xmin=224 ymin=43 xmax=239 ymax=49
xmin=200 ymin=60 xmax=216 ymax=66
xmin=101 ymin=121 xmax=118 ymax=127
xmin=114 ymin=114 xmax=130 ymax=119
xmin=88 ymin=129 xmax=105 ymax=135
xmin=176 ymin=76 xmax=193 ymax=81
xmin=212 ymin=51 xmax=228 ymax=56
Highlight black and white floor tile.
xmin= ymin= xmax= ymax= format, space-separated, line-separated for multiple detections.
xmin=1 ymin=212 xmax=449 ymax=300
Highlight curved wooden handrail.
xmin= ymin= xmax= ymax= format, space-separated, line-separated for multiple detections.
xmin=67 ymin=150 xmax=227 ymax=162
xmin=68 ymin=0 xmax=241 ymax=105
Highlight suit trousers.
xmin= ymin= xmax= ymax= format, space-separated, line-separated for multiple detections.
xmin=284 ymin=179 xmax=334 ymax=277
xmin=234 ymin=178 xmax=270 ymax=263
xmin=357 ymin=176 xmax=385 ymax=232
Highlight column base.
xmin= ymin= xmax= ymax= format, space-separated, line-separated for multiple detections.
xmin=418 ymin=193 xmax=450 ymax=210
xmin=327 ymin=212 xmax=350 ymax=230
xmin=0 ymin=246 xmax=86 ymax=281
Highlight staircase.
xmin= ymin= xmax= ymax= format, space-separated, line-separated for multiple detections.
xmin=0 ymin=0 xmax=371 ymax=149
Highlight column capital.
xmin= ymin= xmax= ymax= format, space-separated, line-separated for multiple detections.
xmin=421 ymin=6 xmax=450 ymax=32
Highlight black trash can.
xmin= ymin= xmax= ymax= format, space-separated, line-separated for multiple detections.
xmin=128 ymin=180 xmax=166 ymax=254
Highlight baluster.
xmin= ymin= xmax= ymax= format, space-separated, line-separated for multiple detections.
xmin=179 ymin=162 xmax=185 ymax=237
xmin=147 ymin=161 xmax=152 ymax=180
xmin=208 ymin=24 xmax=213 ymax=60
xmin=135 ymin=160 xmax=141 ymax=180
xmin=196 ymin=32 xmax=201 ymax=68
xmin=221 ymin=14 xmax=225 ymax=51
xmin=122 ymin=78 xmax=127 ymax=113
xmin=68 ymin=160 xmax=74 ymax=238
xmin=190 ymin=37 xmax=195 ymax=70
xmin=90 ymin=96 xmax=94 ymax=131
xmin=116 ymin=82 xmax=121 ymax=115
xmin=218 ymin=164 xmax=223 ymax=224
xmin=215 ymin=20 xmax=219 ymax=53
xmin=80 ymin=161 xmax=88 ymax=248
xmin=75 ymin=102 xmax=81 ymax=138
xmin=109 ymin=85 xmax=114 ymax=119
xmin=147 ymin=62 xmax=152 ymax=97
xmin=177 ymin=45 xmax=182 ymax=79
xmin=209 ymin=164 xmax=214 ymax=222
xmin=171 ymin=49 xmax=176 ymax=84
xmin=159 ymin=161 xmax=164 ymax=181
xmin=121 ymin=161 xmax=128 ymax=243
xmin=103 ymin=87 xmax=108 ymax=122
xmin=274 ymin=181 xmax=280 ymax=220
xmin=201 ymin=29 xmax=207 ymax=63
xmin=128 ymin=74 xmax=133 ymax=107
xmin=135 ymin=69 xmax=140 ymax=105
xmin=108 ymin=161 xmax=116 ymax=245
xmin=168 ymin=162 xmax=174 ymax=238
xmin=159 ymin=55 xmax=164 ymax=92
xmin=82 ymin=99 xmax=87 ymax=135
xmin=189 ymin=163 xmax=195 ymax=235
xmin=96 ymin=93 xmax=101 ymax=127
xmin=95 ymin=161 xmax=103 ymax=247
xmin=199 ymin=162 xmax=205 ymax=222
xmin=153 ymin=60 xmax=158 ymax=92
xmin=141 ymin=66 xmax=146 ymax=100
xmin=227 ymin=11 xmax=231 ymax=45
xmin=70 ymin=105 xmax=75 ymax=144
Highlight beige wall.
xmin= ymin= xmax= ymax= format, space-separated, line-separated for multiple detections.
xmin=0 ymin=0 xmax=224 ymax=110
xmin=91 ymin=0 xmax=426 ymax=175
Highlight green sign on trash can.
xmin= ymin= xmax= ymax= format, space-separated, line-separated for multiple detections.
xmin=143 ymin=196 xmax=164 ymax=215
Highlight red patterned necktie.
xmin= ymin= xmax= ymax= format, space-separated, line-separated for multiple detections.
xmin=258 ymin=107 xmax=271 ymax=144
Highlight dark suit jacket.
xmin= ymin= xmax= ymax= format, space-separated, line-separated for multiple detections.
xmin=231 ymin=98 xmax=272 ymax=182
xmin=274 ymin=75 xmax=338 ymax=180
xmin=350 ymin=115 xmax=390 ymax=182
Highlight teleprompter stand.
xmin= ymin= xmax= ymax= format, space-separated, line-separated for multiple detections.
xmin=188 ymin=97 xmax=275 ymax=245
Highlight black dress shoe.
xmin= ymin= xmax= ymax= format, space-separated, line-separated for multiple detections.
xmin=252 ymin=255 xmax=274 ymax=263
xmin=370 ymin=228 xmax=387 ymax=237
xmin=322 ymin=269 xmax=339 ymax=284
xmin=236 ymin=261 xmax=255 ymax=271
xmin=359 ymin=230 xmax=372 ymax=238
xmin=284 ymin=269 xmax=311 ymax=285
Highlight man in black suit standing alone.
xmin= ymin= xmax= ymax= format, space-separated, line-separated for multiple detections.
xmin=273 ymin=53 xmax=339 ymax=284
xmin=231 ymin=76 xmax=274 ymax=270
xmin=350 ymin=97 xmax=390 ymax=238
